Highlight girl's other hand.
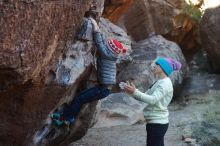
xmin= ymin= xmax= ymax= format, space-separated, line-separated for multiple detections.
xmin=124 ymin=81 xmax=136 ymax=95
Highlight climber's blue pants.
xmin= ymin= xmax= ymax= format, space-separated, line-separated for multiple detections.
xmin=63 ymin=86 xmax=111 ymax=122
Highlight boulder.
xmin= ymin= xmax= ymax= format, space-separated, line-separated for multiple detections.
xmin=95 ymin=93 xmax=146 ymax=128
xmin=200 ymin=6 xmax=220 ymax=73
xmin=117 ymin=0 xmax=180 ymax=41
xmin=103 ymin=0 xmax=203 ymax=59
xmin=0 ymin=1 xmax=101 ymax=146
xmin=0 ymin=0 xmax=91 ymax=87
xmin=102 ymin=0 xmax=201 ymax=58
xmin=117 ymin=35 xmax=188 ymax=94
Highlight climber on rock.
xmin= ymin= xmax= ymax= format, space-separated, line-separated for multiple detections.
xmin=50 ymin=18 xmax=128 ymax=126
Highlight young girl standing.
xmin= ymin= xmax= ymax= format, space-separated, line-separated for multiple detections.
xmin=124 ymin=57 xmax=181 ymax=146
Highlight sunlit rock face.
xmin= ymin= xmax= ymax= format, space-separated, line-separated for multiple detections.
xmin=200 ymin=6 xmax=220 ymax=73
xmin=103 ymin=0 xmax=134 ymax=23
xmin=103 ymin=0 xmax=202 ymax=59
xmin=165 ymin=13 xmax=200 ymax=60
xmin=117 ymin=0 xmax=180 ymax=41
xmin=117 ymin=0 xmax=201 ymax=59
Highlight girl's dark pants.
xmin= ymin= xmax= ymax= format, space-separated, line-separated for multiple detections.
xmin=146 ymin=123 xmax=169 ymax=146
xmin=63 ymin=86 xmax=111 ymax=121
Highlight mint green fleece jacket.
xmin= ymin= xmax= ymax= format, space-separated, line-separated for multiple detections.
xmin=132 ymin=77 xmax=173 ymax=124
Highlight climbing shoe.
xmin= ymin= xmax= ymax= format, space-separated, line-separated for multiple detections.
xmin=53 ymin=119 xmax=65 ymax=127
xmin=49 ymin=111 xmax=76 ymax=127
xmin=49 ymin=112 xmax=64 ymax=127
xmin=49 ymin=112 xmax=62 ymax=120
xmin=52 ymin=118 xmax=75 ymax=127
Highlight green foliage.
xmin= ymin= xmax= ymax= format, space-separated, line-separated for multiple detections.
xmin=181 ymin=0 xmax=204 ymax=22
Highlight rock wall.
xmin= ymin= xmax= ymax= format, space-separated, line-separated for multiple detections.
xmin=0 ymin=0 xmax=131 ymax=145
xmin=0 ymin=1 xmax=94 ymax=146
xmin=200 ymin=6 xmax=220 ymax=73
xmin=0 ymin=0 xmax=91 ymax=87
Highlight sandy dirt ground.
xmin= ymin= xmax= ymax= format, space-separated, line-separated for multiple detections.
xmin=71 ymin=91 xmax=220 ymax=146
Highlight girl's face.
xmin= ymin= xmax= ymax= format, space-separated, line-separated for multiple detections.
xmin=151 ymin=63 xmax=164 ymax=75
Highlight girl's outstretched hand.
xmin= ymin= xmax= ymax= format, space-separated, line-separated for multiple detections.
xmin=124 ymin=81 xmax=136 ymax=95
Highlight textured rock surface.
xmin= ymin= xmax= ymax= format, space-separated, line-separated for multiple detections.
xmin=0 ymin=0 xmax=91 ymax=88
xmin=117 ymin=0 xmax=180 ymax=41
xmin=95 ymin=93 xmax=146 ymax=128
xmin=200 ymin=6 xmax=220 ymax=73
xmin=0 ymin=1 xmax=95 ymax=146
xmin=0 ymin=3 xmax=132 ymax=143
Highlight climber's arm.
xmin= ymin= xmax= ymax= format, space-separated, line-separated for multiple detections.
xmin=90 ymin=18 xmax=113 ymax=58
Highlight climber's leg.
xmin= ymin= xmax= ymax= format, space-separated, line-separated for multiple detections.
xmin=63 ymin=86 xmax=111 ymax=123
